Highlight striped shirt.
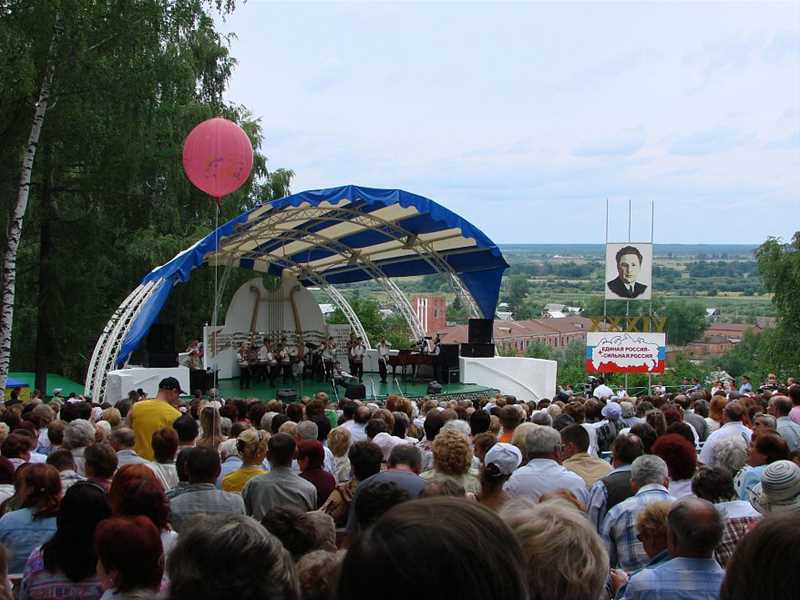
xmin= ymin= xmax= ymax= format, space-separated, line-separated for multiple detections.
xmin=601 ymin=484 xmax=675 ymax=573
xmin=621 ymin=557 xmax=724 ymax=600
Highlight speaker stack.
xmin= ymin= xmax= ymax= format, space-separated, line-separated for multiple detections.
xmin=145 ymin=324 xmax=178 ymax=368
xmin=460 ymin=318 xmax=495 ymax=358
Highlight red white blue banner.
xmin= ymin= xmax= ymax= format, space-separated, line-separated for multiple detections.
xmin=585 ymin=332 xmax=666 ymax=373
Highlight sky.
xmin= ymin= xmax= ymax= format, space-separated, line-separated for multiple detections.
xmin=217 ymin=1 xmax=800 ymax=244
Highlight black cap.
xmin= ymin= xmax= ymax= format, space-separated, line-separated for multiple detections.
xmin=158 ymin=377 xmax=185 ymax=394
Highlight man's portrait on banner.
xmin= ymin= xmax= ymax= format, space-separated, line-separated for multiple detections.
xmin=605 ymin=243 xmax=653 ymax=300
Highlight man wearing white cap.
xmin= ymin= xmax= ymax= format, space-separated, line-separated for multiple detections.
xmin=477 ymin=443 xmax=521 ymax=511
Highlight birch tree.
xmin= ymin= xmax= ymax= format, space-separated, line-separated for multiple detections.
xmin=0 ymin=0 xmax=277 ymax=388
xmin=0 ymin=13 xmax=63 ymax=392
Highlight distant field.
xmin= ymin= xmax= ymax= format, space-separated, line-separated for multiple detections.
xmin=499 ymin=243 xmax=758 ymax=258
xmin=330 ymin=243 xmax=775 ymax=321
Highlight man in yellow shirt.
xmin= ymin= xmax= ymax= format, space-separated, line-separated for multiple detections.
xmin=128 ymin=377 xmax=183 ymax=461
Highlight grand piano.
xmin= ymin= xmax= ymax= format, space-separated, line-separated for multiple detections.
xmin=387 ymin=350 xmax=436 ymax=381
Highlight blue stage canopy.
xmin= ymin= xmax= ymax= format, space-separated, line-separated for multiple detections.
xmin=118 ymin=185 xmax=508 ymax=364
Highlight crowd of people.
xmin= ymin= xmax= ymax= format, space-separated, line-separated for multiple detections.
xmin=0 ymin=373 xmax=798 ymax=599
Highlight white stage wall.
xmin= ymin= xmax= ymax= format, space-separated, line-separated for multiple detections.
xmin=204 ymin=274 xmax=327 ymax=380
xmin=106 ymin=366 xmax=190 ymax=405
xmin=459 ymin=356 xmax=557 ymax=401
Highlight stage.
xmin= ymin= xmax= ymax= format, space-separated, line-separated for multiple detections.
xmin=215 ymin=372 xmax=498 ymax=403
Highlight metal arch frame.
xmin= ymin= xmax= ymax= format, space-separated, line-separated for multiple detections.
xmin=212 ymin=225 xmax=426 ymax=346
xmin=323 ymin=284 xmax=371 ymax=349
xmin=382 ymin=277 xmax=426 ymax=341
xmin=221 ymin=204 xmax=485 ymax=318
xmin=86 ymin=200 xmax=495 ymax=402
xmin=84 ymin=280 xmax=159 ymax=403
xmin=84 ymin=283 xmax=147 ymax=399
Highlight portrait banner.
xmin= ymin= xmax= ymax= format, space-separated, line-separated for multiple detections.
xmin=604 ymin=242 xmax=653 ymax=300
xmin=585 ymin=331 xmax=666 ymax=373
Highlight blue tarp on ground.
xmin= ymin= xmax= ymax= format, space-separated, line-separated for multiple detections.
xmin=118 ymin=185 xmax=508 ymax=365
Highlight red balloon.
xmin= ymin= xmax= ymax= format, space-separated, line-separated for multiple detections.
xmin=182 ymin=117 xmax=254 ymax=199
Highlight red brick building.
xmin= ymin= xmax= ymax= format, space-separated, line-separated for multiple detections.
xmin=412 ymin=295 xmax=447 ymax=337
xmin=436 ymin=316 xmax=591 ymax=355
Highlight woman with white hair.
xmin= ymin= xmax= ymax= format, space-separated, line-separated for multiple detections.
xmin=63 ymin=420 xmax=95 ymax=476
xmin=715 ymin=436 xmax=749 ymax=479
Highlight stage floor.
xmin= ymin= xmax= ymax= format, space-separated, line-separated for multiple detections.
xmin=216 ymin=372 xmax=495 ymax=402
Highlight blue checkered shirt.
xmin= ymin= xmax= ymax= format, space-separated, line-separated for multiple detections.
xmin=587 ymin=464 xmax=632 ymax=532
xmin=620 ymin=557 xmax=724 ymax=600
xmin=601 ymin=484 xmax=674 ymax=573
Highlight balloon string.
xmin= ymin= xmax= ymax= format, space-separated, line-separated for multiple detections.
xmin=213 ymin=200 xmax=220 ymax=390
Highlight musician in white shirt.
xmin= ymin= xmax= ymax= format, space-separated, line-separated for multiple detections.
xmin=237 ymin=342 xmax=251 ymax=390
xmin=350 ymin=337 xmax=366 ymax=382
xmin=431 ymin=334 xmax=442 ymax=382
xmin=278 ymin=343 xmax=291 ymax=382
xmin=263 ymin=341 xmax=278 ymax=386
xmin=323 ymin=337 xmax=336 ymax=380
xmin=289 ymin=342 xmax=304 ymax=379
xmin=257 ymin=340 xmax=269 ymax=375
xmin=377 ymin=337 xmax=391 ymax=384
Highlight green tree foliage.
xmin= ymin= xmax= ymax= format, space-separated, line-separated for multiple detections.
xmin=581 ymin=297 xmax=706 ymax=346
xmin=446 ymin=295 xmax=467 ymax=324
xmin=663 ymin=300 xmax=706 ymax=346
xmin=502 ymin=274 xmax=530 ymax=316
xmin=708 ymin=331 xmax=769 ymax=380
xmin=0 ymin=0 xmax=286 ymax=383
xmin=553 ymin=341 xmax=587 ymax=389
xmin=328 ymin=298 xmax=412 ymax=350
xmin=755 ymin=233 xmax=800 ymax=376
xmin=525 ymin=340 xmax=552 ymax=360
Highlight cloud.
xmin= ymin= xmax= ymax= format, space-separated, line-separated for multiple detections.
xmin=766 ymin=130 xmax=800 ymax=150
xmin=762 ymin=30 xmax=800 ymax=63
xmin=669 ymin=128 xmax=752 ymax=156
xmin=573 ymin=129 xmax=646 ymax=158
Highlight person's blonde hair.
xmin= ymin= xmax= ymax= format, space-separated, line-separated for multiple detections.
xmin=237 ymin=429 xmax=269 ymax=462
xmin=100 ymin=408 xmax=122 ymax=428
xmin=327 ymin=427 xmax=351 ymax=458
xmin=278 ymin=421 xmax=298 ymax=437
xmin=432 ymin=430 xmax=473 ymax=476
xmin=635 ymin=500 xmax=671 ymax=542
xmin=539 ymin=489 xmax=586 ymax=513
xmin=500 ymin=501 xmax=608 ymax=600
xmin=511 ymin=423 xmax=538 ymax=458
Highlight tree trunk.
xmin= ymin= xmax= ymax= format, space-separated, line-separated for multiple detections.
xmin=34 ymin=146 xmax=53 ymax=394
xmin=0 ymin=13 xmax=63 ymax=392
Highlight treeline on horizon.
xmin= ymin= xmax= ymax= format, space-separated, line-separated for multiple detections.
xmin=499 ymin=243 xmax=759 ymax=258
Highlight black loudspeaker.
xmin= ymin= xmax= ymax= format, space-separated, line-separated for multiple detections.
xmin=278 ymin=389 xmax=298 ymax=403
xmin=189 ymin=369 xmax=212 ymax=393
xmin=145 ymin=324 xmax=177 ymax=367
xmin=439 ymin=344 xmax=460 ymax=368
xmin=468 ymin=319 xmax=493 ymax=344
xmin=460 ymin=343 xmax=495 ymax=358
xmin=146 ymin=324 xmax=175 ymax=353
xmin=345 ymin=383 xmax=366 ymax=400
xmin=148 ymin=352 xmax=178 ymax=368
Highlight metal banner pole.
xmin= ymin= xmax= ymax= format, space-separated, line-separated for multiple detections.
xmin=648 ymin=199 xmax=655 ymax=396
xmin=624 ymin=199 xmax=631 ymax=394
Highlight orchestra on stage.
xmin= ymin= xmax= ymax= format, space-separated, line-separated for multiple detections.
xmin=229 ymin=331 xmax=445 ymax=390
